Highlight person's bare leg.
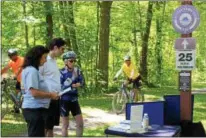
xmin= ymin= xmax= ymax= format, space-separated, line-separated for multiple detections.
xmin=133 ymin=88 xmax=138 ymax=102
xmin=75 ymin=114 xmax=84 ymax=137
xmin=16 ymin=89 xmax=21 ymax=105
xmin=62 ymin=117 xmax=69 ymax=137
xmin=16 ymin=89 xmax=20 ymax=94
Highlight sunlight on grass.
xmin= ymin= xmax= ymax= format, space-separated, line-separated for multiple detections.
xmin=144 ymin=94 xmax=162 ymax=101
xmin=1 ymin=113 xmax=27 ymax=136
xmin=83 ymin=126 xmax=109 ymax=137
xmin=79 ymin=96 xmax=113 ymax=112
xmin=201 ymin=120 xmax=206 ymax=130
xmin=1 ymin=85 xmax=206 ymax=137
xmin=55 ymin=126 xmax=108 ymax=137
xmin=2 ymin=120 xmax=25 ymax=124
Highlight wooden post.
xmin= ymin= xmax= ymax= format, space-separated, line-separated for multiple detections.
xmin=180 ymin=0 xmax=192 ymax=121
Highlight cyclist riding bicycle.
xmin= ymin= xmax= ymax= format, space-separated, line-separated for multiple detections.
xmin=1 ymin=49 xmax=24 ymax=113
xmin=113 ymin=55 xmax=141 ymax=102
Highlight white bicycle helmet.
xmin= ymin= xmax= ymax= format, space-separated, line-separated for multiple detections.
xmin=124 ymin=55 xmax=131 ymax=61
xmin=62 ymin=51 xmax=77 ymax=61
xmin=8 ymin=49 xmax=18 ymax=57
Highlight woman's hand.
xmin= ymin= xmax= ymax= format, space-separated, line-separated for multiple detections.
xmin=50 ymin=92 xmax=59 ymax=100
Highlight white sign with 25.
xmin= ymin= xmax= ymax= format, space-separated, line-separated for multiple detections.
xmin=176 ymin=50 xmax=196 ymax=70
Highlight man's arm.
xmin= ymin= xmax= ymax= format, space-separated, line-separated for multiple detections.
xmin=130 ymin=69 xmax=135 ymax=79
xmin=1 ymin=64 xmax=10 ymax=75
xmin=114 ymin=68 xmax=123 ymax=79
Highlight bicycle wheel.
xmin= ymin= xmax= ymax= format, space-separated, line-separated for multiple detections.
xmin=112 ymin=91 xmax=127 ymax=114
xmin=1 ymin=93 xmax=9 ymax=120
xmin=136 ymin=88 xmax=144 ymax=102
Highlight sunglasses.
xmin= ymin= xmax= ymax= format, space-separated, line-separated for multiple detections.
xmin=68 ymin=60 xmax=76 ymax=63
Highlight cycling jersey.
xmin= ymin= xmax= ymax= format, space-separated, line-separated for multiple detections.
xmin=60 ymin=67 xmax=84 ymax=101
xmin=8 ymin=56 xmax=24 ymax=82
xmin=122 ymin=63 xmax=139 ymax=79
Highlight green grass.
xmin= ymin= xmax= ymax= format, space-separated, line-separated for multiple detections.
xmin=193 ymin=94 xmax=206 ymax=128
xmin=83 ymin=125 xmax=110 ymax=137
xmin=192 ymin=82 xmax=206 ymax=89
xmin=1 ymin=113 xmax=27 ymax=137
xmin=79 ymin=96 xmax=113 ymax=111
xmin=1 ymin=84 xmax=206 ymax=137
xmin=79 ymin=85 xmax=206 ymax=136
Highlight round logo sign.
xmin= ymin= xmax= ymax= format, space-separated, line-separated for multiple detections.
xmin=172 ymin=5 xmax=200 ymax=34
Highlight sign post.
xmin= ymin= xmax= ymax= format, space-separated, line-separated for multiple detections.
xmin=175 ymin=38 xmax=196 ymax=70
xmin=172 ymin=0 xmax=200 ymax=121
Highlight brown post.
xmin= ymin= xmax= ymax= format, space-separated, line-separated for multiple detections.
xmin=180 ymin=0 xmax=192 ymax=121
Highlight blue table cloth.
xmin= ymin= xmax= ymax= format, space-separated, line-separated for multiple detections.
xmin=105 ymin=125 xmax=181 ymax=137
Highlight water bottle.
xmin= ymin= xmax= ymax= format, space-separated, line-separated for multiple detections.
xmin=142 ymin=113 xmax=149 ymax=131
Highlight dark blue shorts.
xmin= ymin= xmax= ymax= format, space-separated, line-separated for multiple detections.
xmin=60 ymin=100 xmax=82 ymax=117
xmin=45 ymin=100 xmax=60 ymax=129
xmin=128 ymin=75 xmax=142 ymax=89
xmin=16 ymin=81 xmax=21 ymax=90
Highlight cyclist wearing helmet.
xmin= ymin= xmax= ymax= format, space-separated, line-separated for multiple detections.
xmin=114 ymin=55 xmax=141 ymax=102
xmin=60 ymin=51 xmax=84 ymax=137
xmin=1 ymin=48 xmax=24 ymax=113
xmin=39 ymin=38 xmax=66 ymax=137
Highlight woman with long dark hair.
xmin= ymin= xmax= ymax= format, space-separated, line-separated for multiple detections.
xmin=21 ymin=45 xmax=59 ymax=137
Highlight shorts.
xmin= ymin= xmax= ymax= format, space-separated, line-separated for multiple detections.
xmin=128 ymin=75 xmax=142 ymax=89
xmin=16 ymin=81 xmax=21 ymax=90
xmin=45 ymin=100 xmax=60 ymax=130
xmin=60 ymin=100 xmax=82 ymax=117
xmin=22 ymin=108 xmax=48 ymax=137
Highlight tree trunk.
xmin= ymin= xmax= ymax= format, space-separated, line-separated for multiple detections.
xmin=44 ymin=1 xmax=53 ymax=44
xmin=97 ymin=1 xmax=112 ymax=92
xmin=140 ymin=1 xmax=153 ymax=85
xmin=95 ymin=1 xmax=100 ymax=88
xmin=132 ymin=2 xmax=139 ymax=67
xmin=32 ymin=2 xmax=36 ymax=46
xmin=59 ymin=1 xmax=72 ymax=50
xmin=67 ymin=1 xmax=81 ymax=67
xmin=155 ymin=2 xmax=166 ymax=85
xmin=22 ymin=1 xmax=29 ymax=48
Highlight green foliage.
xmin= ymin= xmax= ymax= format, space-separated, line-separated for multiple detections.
xmin=1 ymin=1 xmax=206 ymax=91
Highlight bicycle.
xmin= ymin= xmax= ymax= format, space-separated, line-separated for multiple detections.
xmin=1 ymin=77 xmax=22 ymax=119
xmin=112 ymin=80 xmax=144 ymax=115
xmin=1 ymin=78 xmax=9 ymax=119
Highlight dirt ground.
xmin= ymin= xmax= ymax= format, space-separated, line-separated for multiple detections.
xmin=53 ymin=107 xmax=125 ymax=136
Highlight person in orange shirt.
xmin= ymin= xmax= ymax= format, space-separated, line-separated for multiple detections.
xmin=1 ymin=49 xmax=24 ymax=113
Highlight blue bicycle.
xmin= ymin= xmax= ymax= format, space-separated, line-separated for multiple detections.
xmin=112 ymin=81 xmax=144 ymax=114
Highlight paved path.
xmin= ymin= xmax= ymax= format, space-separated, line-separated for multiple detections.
xmin=53 ymin=107 xmax=124 ymax=136
xmin=192 ymin=88 xmax=206 ymax=94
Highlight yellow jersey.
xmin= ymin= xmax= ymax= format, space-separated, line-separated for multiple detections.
xmin=122 ymin=63 xmax=139 ymax=79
